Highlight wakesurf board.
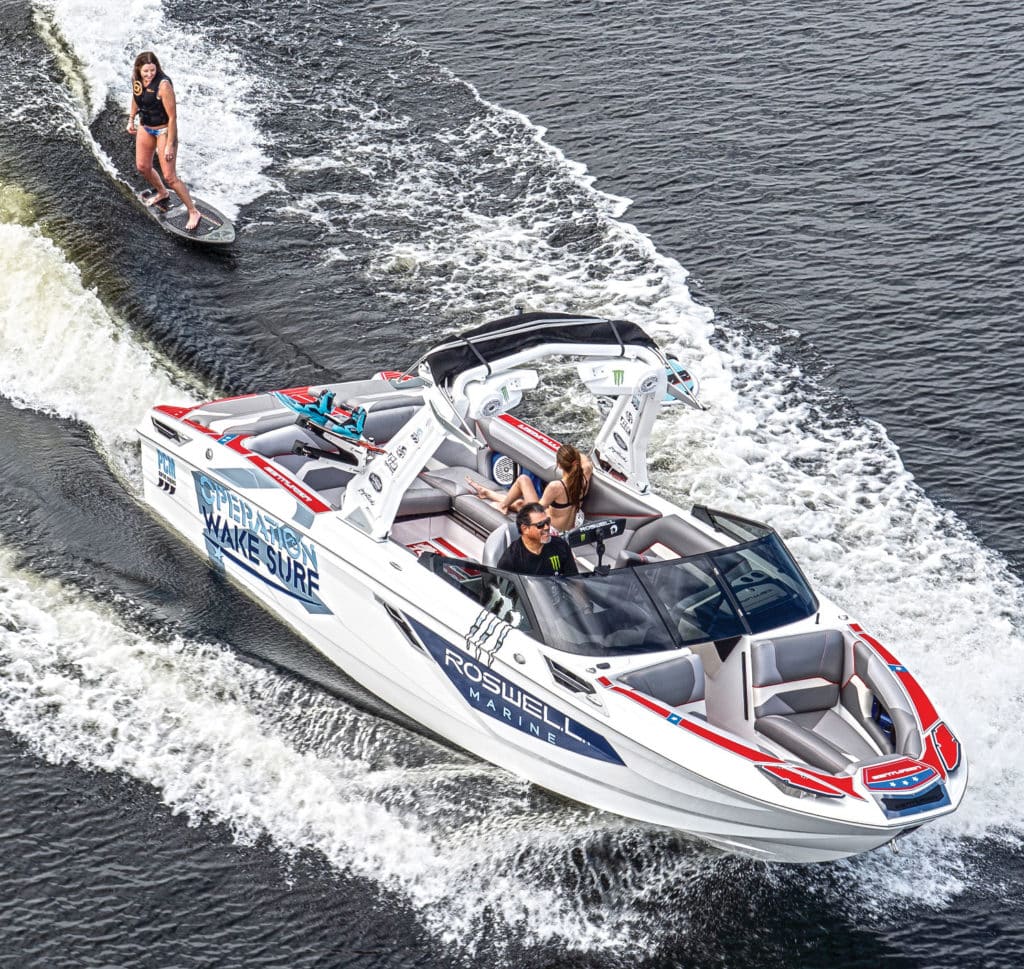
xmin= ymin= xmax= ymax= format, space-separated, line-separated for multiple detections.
xmin=137 ymin=188 xmax=235 ymax=246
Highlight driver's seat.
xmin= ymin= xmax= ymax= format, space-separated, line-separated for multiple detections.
xmin=481 ymin=521 xmax=519 ymax=568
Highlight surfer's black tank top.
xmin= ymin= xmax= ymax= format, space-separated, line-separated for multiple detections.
xmin=134 ymin=71 xmax=172 ymax=127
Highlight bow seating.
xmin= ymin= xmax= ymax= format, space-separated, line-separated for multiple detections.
xmin=751 ymin=630 xmax=882 ymax=773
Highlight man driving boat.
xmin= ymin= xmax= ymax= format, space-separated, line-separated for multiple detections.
xmin=497 ymin=503 xmax=579 ymax=577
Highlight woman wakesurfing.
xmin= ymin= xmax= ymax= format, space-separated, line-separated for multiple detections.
xmin=126 ymin=51 xmax=202 ymax=232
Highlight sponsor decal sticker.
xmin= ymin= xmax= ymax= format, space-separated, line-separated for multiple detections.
xmin=156 ymin=449 xmax=177 ymax=494
xmin=192 ymin=472 xmax=329 ymax=613
xmin=466 ymin=609 xmax=511 ymax=665
xmin=497 ymin=415 xmax=561 ymax=452
xmin=861 ymin=758 xmax=937 ymax=791
xmin=407 ymin=616 xmax=623 ymax=764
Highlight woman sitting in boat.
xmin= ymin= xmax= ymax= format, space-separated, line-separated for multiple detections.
xmin=468 ymin=443 xmax=593 ymax=532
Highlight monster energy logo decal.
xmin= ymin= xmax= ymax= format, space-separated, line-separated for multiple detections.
xmin=548 ymin=554 xmax=563 ymax=572
xmin=466 ymin=609 xmax=511 ymax=665
xmin=612 ymin=368 xmax=625 ymax=386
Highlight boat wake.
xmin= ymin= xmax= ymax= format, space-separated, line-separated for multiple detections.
xmin=0 ymin=208 xmax=200 ymax=486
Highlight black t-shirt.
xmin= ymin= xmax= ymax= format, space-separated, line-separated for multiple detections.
xmin=497 ymin=536 xmax=579 ymax=577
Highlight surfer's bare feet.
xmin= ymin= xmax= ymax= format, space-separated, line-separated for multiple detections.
xmin=146 ymin=192 xmax=170 ymax=207
xmin=185 ymin=209 xmax=202 ymax=231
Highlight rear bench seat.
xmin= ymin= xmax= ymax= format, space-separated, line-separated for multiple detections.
xmin=416 ymin=466 xmax=511 ymax=532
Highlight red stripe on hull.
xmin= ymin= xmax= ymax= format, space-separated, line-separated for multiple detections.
xmin=608 ymin=684 xmax=672 ymax=718
xmin=155 ymin=404 xmax=192 ymax=419
xmin=850 ymin=626 xmax=940 ymax=732
xmin=606 ymin=681 xmax=864 ymax=798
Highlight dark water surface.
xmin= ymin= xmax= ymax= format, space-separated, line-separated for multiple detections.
xmin=1 ymin=0 xmax=1022 ymax=966
xmin=373 ymin=0 xmax=1024 ymax=568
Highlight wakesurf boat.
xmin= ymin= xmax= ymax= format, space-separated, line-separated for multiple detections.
xmin=137 ymin=311 xmax=966 ymax=862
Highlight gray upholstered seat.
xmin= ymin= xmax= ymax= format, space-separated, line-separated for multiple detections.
xmin=619 ymin=653 xmax=705 ymax=708
xmin=751 ymin=630 xmax=879 ymax=773
xmin=614 ymin=514 xmax=721 ymax=566
xmin=419 ymin=466 xmax=513 ymax=533
xmin=842 ymin=639 xmax=922 ymax=759
xmin=476 ymin=416 xmax=560 ymax=478
xmin=756 ymin=709 xmax=878 ymax=773
xmin=247 ymin=422 xmax=333 ymax=457
xmin=394 ymin=476 xmax=452 ymax=517
xmin=481 ymin=522 xmax=519 ymax=568
xmin=335 ymin=380 xmax=425 ymax=444
xmin=302 ymin=466 xmax=354 ymax=492
xmin=420 ymin=466 xmax=486 ymax=494
xmin=453 ymin=494 xmax=514 ymax=533
xmin=275 ymin=452 xmax=313 ymax=474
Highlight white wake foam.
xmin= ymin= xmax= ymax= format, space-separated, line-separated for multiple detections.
xmin=0 ymin=215 xmax=198 ymax=483
xmin=33 ymin=0 xmax=276 ymax=216
xmin=0 ymin=550 xmax=655 ymax=954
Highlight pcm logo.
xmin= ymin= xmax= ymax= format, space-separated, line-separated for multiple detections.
xmin=157 ymin=449 xmax=177 ymax=494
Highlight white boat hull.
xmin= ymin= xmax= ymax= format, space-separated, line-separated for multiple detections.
xmin=137 ymin=313 xmax=966 ymax=862
xmin=139 ymin=430 xmax=964 ymax=863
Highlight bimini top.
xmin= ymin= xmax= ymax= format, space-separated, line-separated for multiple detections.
xmin=421 ymin=311 xmax=659 ymax=386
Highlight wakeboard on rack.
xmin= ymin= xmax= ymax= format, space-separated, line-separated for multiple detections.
xmin=137 ymin=188 xmax=235 ymax=246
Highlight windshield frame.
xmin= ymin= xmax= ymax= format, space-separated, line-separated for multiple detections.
xmin=703 ymin=532 xmax=820 ymax=637
xmin=419 ymin=531 xmax=819 ymax=657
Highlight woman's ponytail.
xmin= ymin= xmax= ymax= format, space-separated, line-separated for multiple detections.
xmin=556 ymin=444 xmax=586 ymax=510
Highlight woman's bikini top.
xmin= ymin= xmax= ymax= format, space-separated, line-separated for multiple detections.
xmin=548 ymin=477 xmax=590 ymax=509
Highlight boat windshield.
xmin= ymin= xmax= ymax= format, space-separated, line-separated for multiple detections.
xmin=521 ymin=567 xmax=678 ymax=655
xmin=707 ymin=533 xmax=819 ymax=635
xmin=520 ymin=533 xmax=818 ymax=655
xmin=420 ymin=533 xmax=818 ymax=657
